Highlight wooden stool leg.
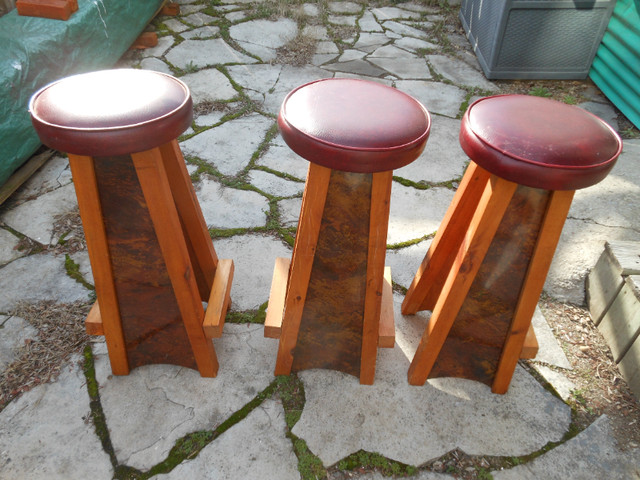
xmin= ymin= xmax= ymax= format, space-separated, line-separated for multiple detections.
xmin=158 ymin=140 xmax=218 ymax=301
xmin=68 ymin=154 xmax=129 ymax=375
xmin=274 ymin=163 xmax=332 ymax=375
xmin=492 ymin=189 xmax=574 ymax=393
xmin=360 ymin=170 xmax=393 ymax=384
xmin=402 ymin=162 xmax=492 ymax=315
xmin=132 ymin=148 xmax=219 ymax=377
xmin=408 ymin=175 xmax=518 ymax=386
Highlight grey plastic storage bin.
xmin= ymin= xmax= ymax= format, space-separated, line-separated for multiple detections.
xmin=459 ymin=0 xmax=617 ymax=80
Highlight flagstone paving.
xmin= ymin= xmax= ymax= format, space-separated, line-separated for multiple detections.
xmin=1 ymin=1 xmax=639 ymax=479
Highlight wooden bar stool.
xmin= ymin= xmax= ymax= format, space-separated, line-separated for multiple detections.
xmin=402 ymin=94 xmax=622 ymax=393
xmin=29 ymin=69 xmax=234 ymax=377
xmin=265 ymin=78 xmax=430 ymax=384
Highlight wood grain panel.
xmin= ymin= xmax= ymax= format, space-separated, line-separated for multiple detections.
xmin=93 ymin=155 xmax=197 ymax=371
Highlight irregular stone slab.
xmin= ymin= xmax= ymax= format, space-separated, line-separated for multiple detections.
xmin=0 ymin=362 xmax=113 ymax=479
xmin=182 ymin=12 xmax=217 ymax=27
xmin=362 ymin=471 xmax=455 ymax=480
xmin=324 ymin=59 xmax=387 ymax=77
xmin=248 ymin=170 xmax=305 ymax=197
xmin=226 ymin=10 xmax=248 ymax=22
xmin=155 ymin=398 xmax=299 ymax=480
xmin=328 ymin=15 xmax=357 ymax=26
xmin=164 ymin=18 xmax=189 ymax=33
xmin=369 ymin=56 xmax=431 ymax=79
xmin=395 ymin=116 xmax=467 ymax=183
xmin=179 ymin=4 xmax=206 ymax=14
xmin=165 ymin=38 xmax=257 ymax=69
xmin=196 ymin=176 xmax=269 ymax=229
xmin=227 ymin=63 xmax=282 ymax=100
xmin=181 ymin=25 xmax=221 ymax=39
xmin=530 ymin=306 xmax=572 ymax=369
xmin=545 ymin=219 xmax=637 ymax=304
xmin=230 ymin=18 xmax=298 ymax=61
xmin=370 ymin=44 xmax=416 ymax=59
xmin=333 ymin=72 xmax=394 ymax=85
xmin=0 ymin=228 xmax=23 ymax=266
xmin=385 ymin=240 xmax=433 ymax=289
xmin=302 ymin=3 xmax=319 ymax=16
xmin=533 ymin=364 xmax=576 ymax=401
xmin=140 ymin=57 xmax=173 ymax=74
xmin=329 ymin=1 xmax=361 ymax=14
xmin=395 ymin=36 xmax=438 ymax=52
xmin=383 ymin=20 xmax=429 ymax=39
xmin=339 ymin=49 xmax=367 ymax=62
xmin=181 ymin=114 xmax=274 ymax=176
xmin=354 ymin=32 xmax=391 ymax=52
xmin=303 ymin=24 xmax=330 ymax=40
xmin=94 ymin=324 xmax=275 ymax=470
xmin=372 ymin=6 xmax=423 ymax=20
xmin=359 ymin=10 xmax=383 ymax=32
xmin=140 ymin=35 xmax=174 ymax=58
xmin=70 ymin=249 xmax=93 ymax=286
xmin=388 ymin=184 xmax=455 ymax=245
xmin=427 ymin=55 xmax=499 ymax=91
xmin=568 ymin=140 xmax=640 ymax=231
xmin=492 ymin=415 xmax=640 ymax=480
xmin=1 ymin=182 xmax=77 ymax=245
xmin=258 ymin=135 xmax=310 ymax=181
xmin=317 ymin=42 xmax=340 ymax=56
xmin=194 ymin=111 xmax=226 ymax=127
xmin=396 ymin=80 xmax=466 ymax=118
xmin=213 ymin=234 xmax=292 ymax=310
xmin=278 ymin=197 xmax=302 ymax=228
xmin=312 ymin=53 xmax=340 ymax=66
xmin=0 ymin=252 xmax=91 ymax=312
xmin=180 ymin=68 xmax=237 ymax=104
xmin=0 ymin=314 xmax=37 ymax=370
xmin=292 ymin=295 xmax=571 ymax=467
xmin=10 ymin=155 xmax=72 ymax=204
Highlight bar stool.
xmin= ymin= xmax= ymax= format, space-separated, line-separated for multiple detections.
xmin=402 ymin=94 xmax=622 ymax=393
xmin=29 ymin=69 xmax=234 ymax=377
xmin=265 ymin=78 xmax=430 ymax=384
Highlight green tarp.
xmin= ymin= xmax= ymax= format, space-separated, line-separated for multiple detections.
xmin=0 ymin=0 xmax=163 ymax=186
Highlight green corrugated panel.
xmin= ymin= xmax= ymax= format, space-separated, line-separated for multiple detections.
xmin=590 ymin=0 xmax=640 ymax=129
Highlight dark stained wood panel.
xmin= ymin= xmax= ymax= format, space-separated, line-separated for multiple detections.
xmin=430 ymin=185 xmax=550 ymax=385
xmin=291 ymin=170 xmax=372 ymax=377
xmin=93 ymin=155 xmax=197 ymax=370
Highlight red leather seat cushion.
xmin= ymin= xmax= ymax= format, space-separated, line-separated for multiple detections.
xmin=278 ymin=78 xmax=430 ymax=173
xmin=460 ymin=94 xmax=622 ymax=190
xmin=29 ymin=69 xmax=193 ymax=156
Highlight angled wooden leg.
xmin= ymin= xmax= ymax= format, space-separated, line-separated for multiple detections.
xmin=159 ymin=140 xmax=218 ymax=301
xmin=132 ymin=148 xmax=219 ymax=377
xmin=275 ymin=163 xmax=332 ymax=376
xmin=408 ymin=175 xmax=518 ymax=386
xmin=402 ymin=162 xmax=492 ymax=315
xmin=360 ymin=170 xmax=393 ymax=384
xmin=68 ymin=154 xmax=129 ymax=375
xmin=492 ymin=189 xmax=575 ymax=393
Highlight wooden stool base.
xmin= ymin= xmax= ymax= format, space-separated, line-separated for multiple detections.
xmin=71 ymin=140 xmax=233 ymax=377
xmin=403 ymin=162 xmax=573 ymax=393
xmin=265 ymin=164 xmax=395 ymax=384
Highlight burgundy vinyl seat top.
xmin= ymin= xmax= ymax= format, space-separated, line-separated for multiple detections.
xmin=29 ymin=69 xmax=193 ymax=157
xmin=460 ymin=94 xmax=622 ymax=191
xmin=278 ymin=78 xmax=431 ymax=173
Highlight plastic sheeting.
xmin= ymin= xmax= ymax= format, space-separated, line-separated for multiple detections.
xmin=590 ymin=0 xmax=640 ymax=130
xmin=0 ymin=0 xmax=164 ymax=186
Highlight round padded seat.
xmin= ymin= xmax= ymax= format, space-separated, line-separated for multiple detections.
xmin=278 ymin=78 xmax=431 ymax=173
xmin=459 ymin=94 xmax=622 ymax=191
xmin=29 ymin=69 xmax=193 ymax=156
